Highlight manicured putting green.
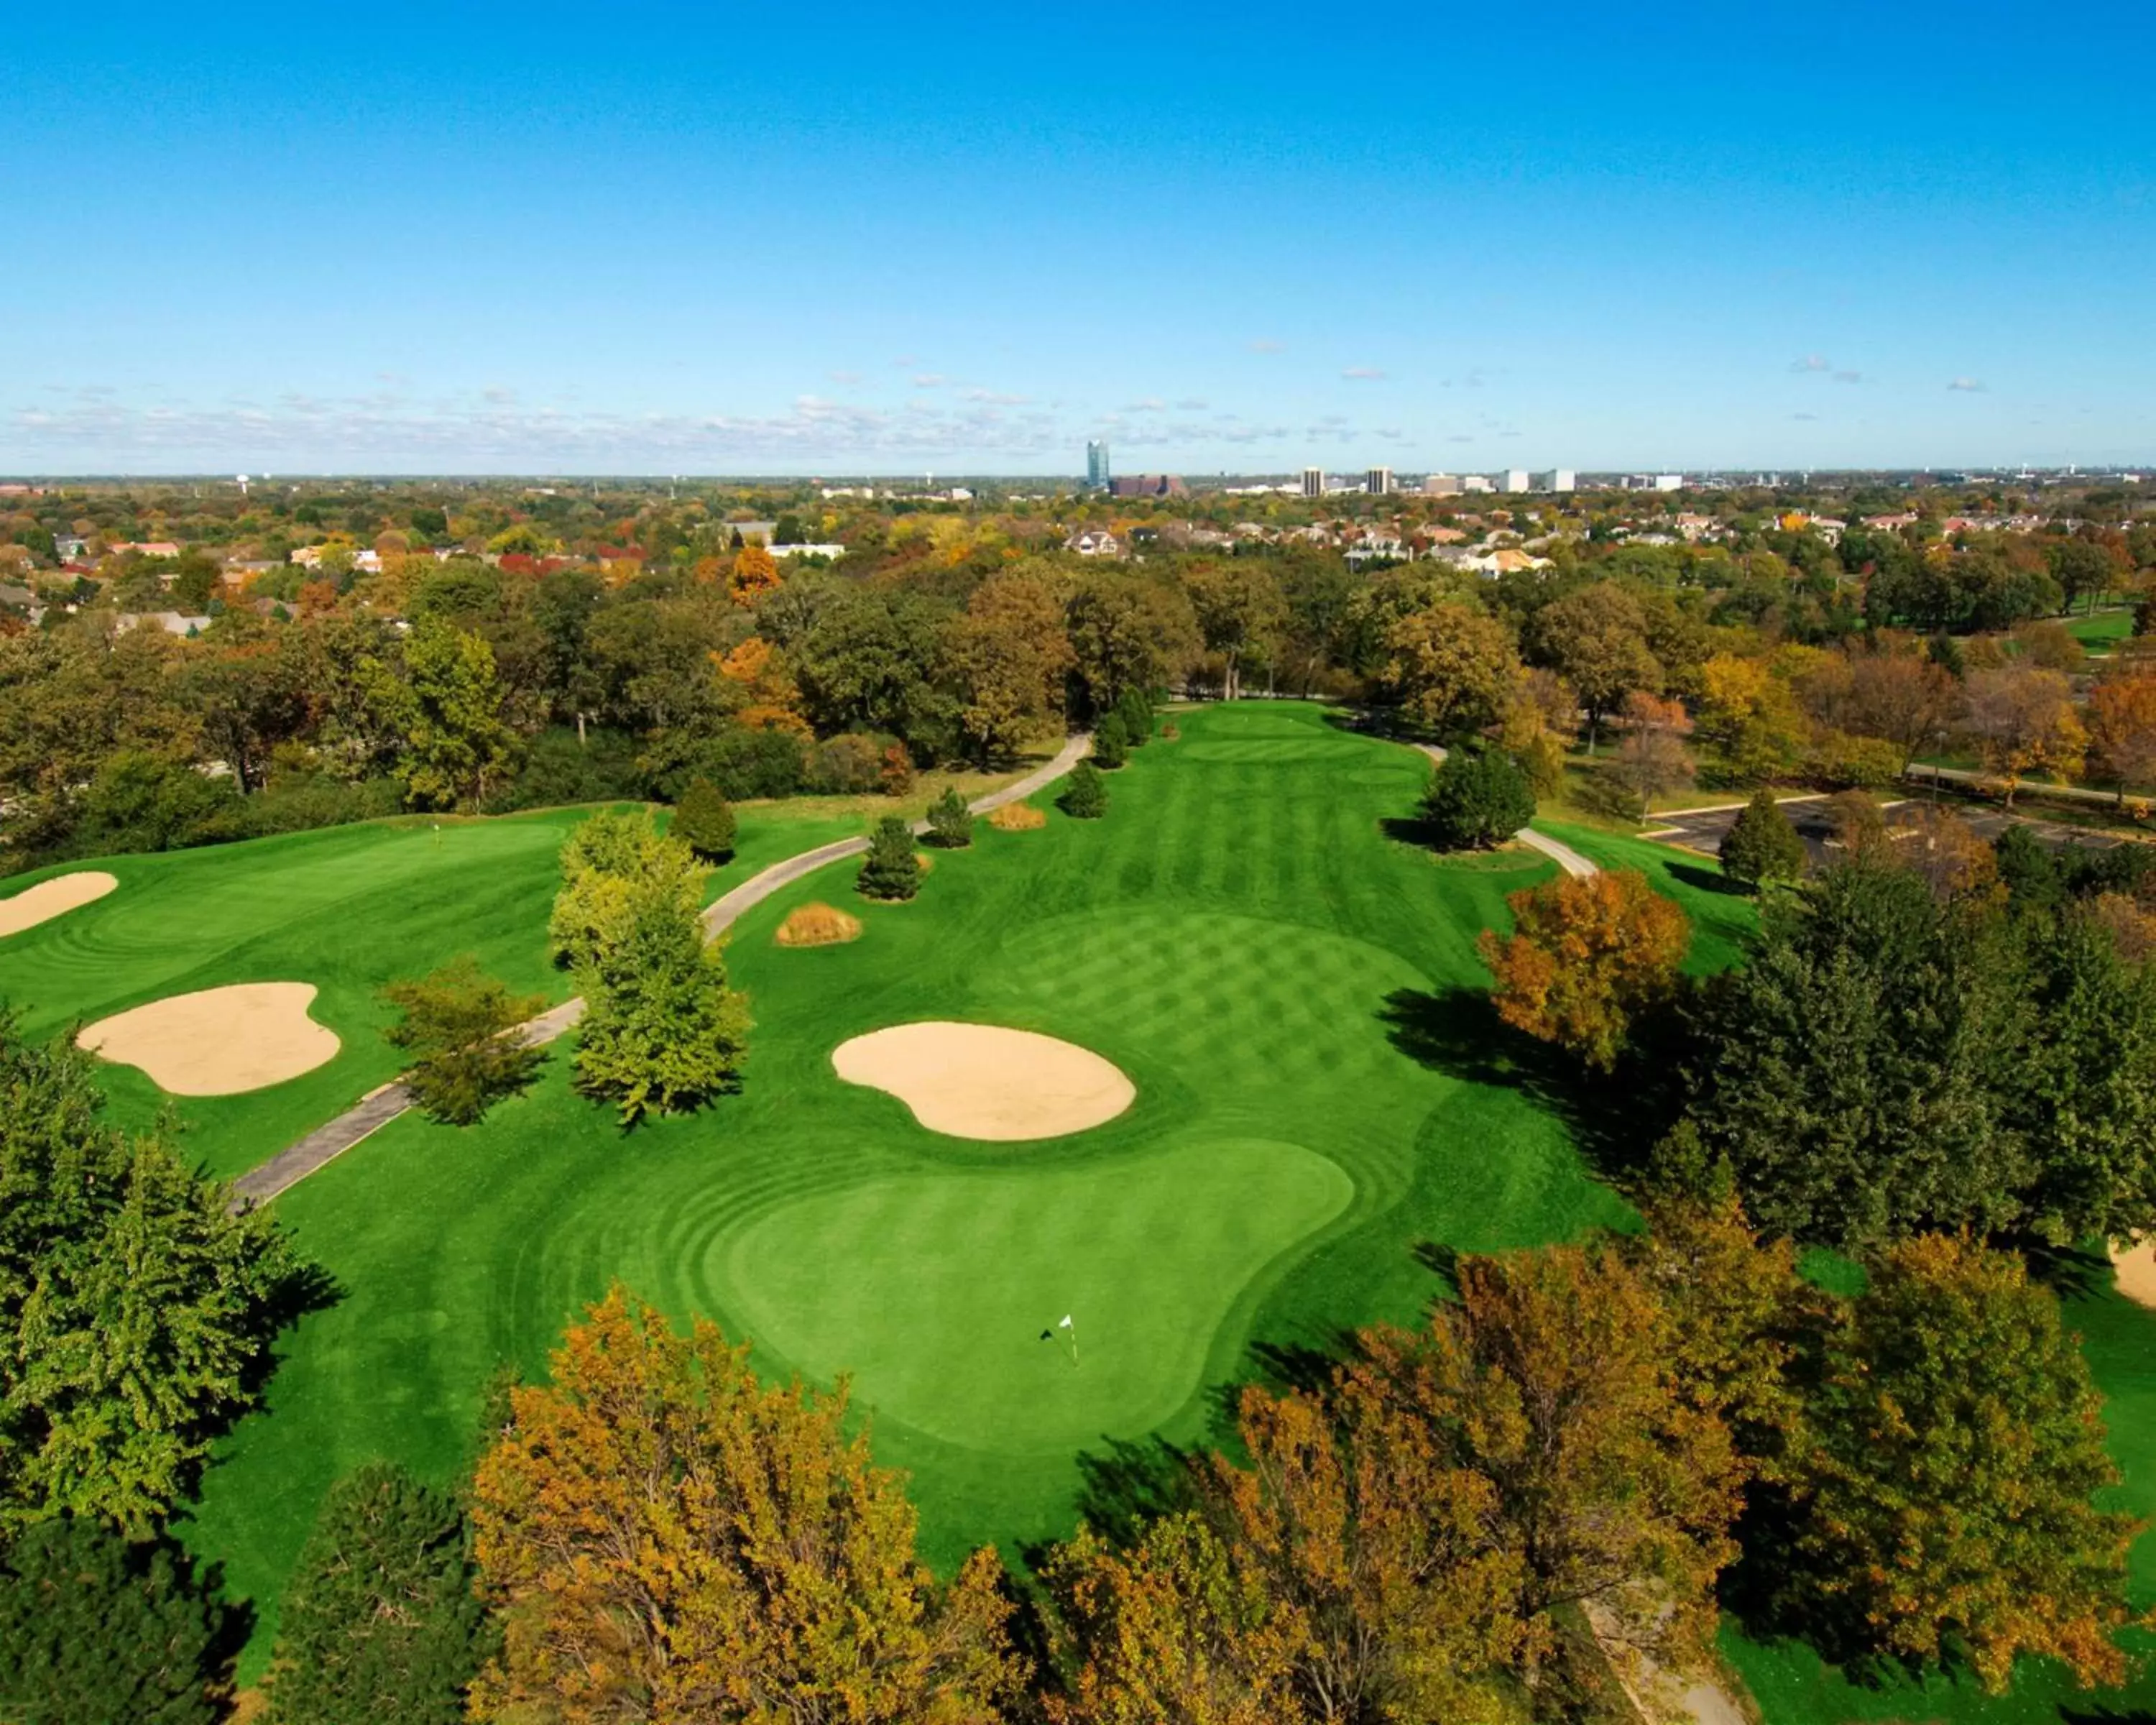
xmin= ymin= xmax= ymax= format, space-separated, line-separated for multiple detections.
xmin=722 ymin=1138 xmax=1352 ymax=1450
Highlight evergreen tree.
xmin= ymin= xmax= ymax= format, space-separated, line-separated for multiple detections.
xmin=924 ymin=787 xmax=973 ymax=849
xmin=1718 ymin=788 xmax=1807 ymax=890
xmin=573 ymin=892 xmax=750 ymax=1127
xmin=1992 ymin=822 xmax=2062 ymax=911
xmin=856 ymin=815 xmax=921 ymax=899
xmin=670 ymin=777 xmax=736 ymax=863
xmin=1113 ymin=685 xmax=1153 ymax=747
xmin=382 ymin=957 xmax=547 ymax=1125
xmin=0 ymin=1019 xmax=302 ymax=1535
xmin=1090 ymin=713 xmax=1130 ymax=770
xmin=1783 ymin=1236 xmax=2136 ymax=1692
xmin=1419 ymin=745 xmax=1535 ymax=851
xmin=266 ymin=1462 xmax=487 ymax=1725
xmin=0 ymin=1517 xmax=236 ymax=1725
xmin=1059 ymin=760 xmax=1109 ymax=819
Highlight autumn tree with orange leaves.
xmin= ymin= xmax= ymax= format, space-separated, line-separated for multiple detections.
xmin=467 ymin=1287 xmax=1021 ymax=1724
xmin=728 ymin=542 xmax=783 ymax=606
xmin=1045 ymin=1242 xmax=1744 ymax=1723
xmin=2087 ymin=668 xmax=2156 ymax=803
xmin=1479 ymin=870 xmax=1690 ymax=1069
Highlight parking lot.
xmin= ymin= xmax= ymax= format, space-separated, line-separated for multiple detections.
xmin=1644 ymin=794 xmax=2134 ymax=869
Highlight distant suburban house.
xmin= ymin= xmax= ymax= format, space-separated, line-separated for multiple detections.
xmin=110 ymin=540 xmax=181 ymax=558
xmin=770 ymin=543 xmax=847 ymax=559
xmin=52 ymin=535 xmax=87 ymax=561
xmin=1063 ymin=529 xmax=1121 ymax=558
xmin=115 ymin=611 xmax=211 ymax=638
xmin=724 ymin=520 xmax=777 ymax=545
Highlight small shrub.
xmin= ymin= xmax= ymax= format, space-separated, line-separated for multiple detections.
xmin=1718 ymin=788 xmax=1807 ymax=891
xmin=1161 ymin=721 xmax=1181 ymax=741
xmin=1420 ymin=746 xmax=1535 ymax=851
xmin=1059 ymin=761 xmax=1109 ymax=819
xmin=811 ymin=733 xmax=885 ymax=795
xmin=1115 ymin=686 xmax=1154 ymax=746
xmin=988 ymin=802 xmax=1046 ymax=832
xmin=924 ymin=786 xmax=973 ymax=847
xmin=880 ymin=742 xmax=916 ymax=796
xmin=857 ymin=816 xmax=920 ymax=900
xmin=775 ymin=902 xmax=862 ymax=947
xmin=382 ymin=955 xmax=549 ymax=1125
xmin=671 ymin=777 xmax=737 ymax=862
xmin=1092 ymin=714 xmax=1130 ymax=770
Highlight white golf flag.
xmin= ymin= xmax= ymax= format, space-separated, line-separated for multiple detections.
xmin=1059 ymin=1315 xmax=1074 ymax=1328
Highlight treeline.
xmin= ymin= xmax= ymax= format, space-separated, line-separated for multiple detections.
xmin=6 ymin=498 xmax=2156 ymax=876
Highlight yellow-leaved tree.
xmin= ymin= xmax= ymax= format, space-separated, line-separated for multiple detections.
xmin=469 ymin=1286 xmax=1021 ymax=1724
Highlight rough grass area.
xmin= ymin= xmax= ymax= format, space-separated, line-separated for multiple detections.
xmin=775 ymin=903 xmax=863 ymax=947
xmin=987 ymin=801 xmax=1048 ymax=832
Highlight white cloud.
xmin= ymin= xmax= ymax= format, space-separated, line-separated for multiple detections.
xmin=1248 ymin=339 xmax=1285 ymax=354
xmin=1791 ymin=354 xmax=1832 ymax=374
xmin=1948 ymin=377 xmax=1987 ymax=392
xmin=828 ymin=369 xmax=863 ymax=386
xmin=1341 ymin=367 xmax=1387 ymax=381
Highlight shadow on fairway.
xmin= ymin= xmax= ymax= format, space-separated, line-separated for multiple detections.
xmin=1379 ymin=814 xmax=1439 ymax=848
xmin=1376 ymin=985 xmax=1670 ymax=1186
xmin=2021 ymin=1238 xmax=2116 ymax=1302
xmin=1667 ymin=860 xmax=1750 ymax=898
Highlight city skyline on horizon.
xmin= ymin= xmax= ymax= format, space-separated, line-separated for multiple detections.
xmin=5 ymin=1 xmax=2151 ymax=477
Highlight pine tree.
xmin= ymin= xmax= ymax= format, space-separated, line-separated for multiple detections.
xmin=1059 ymin=760 xmax=1109 ymax=819
xmin=924 ymin=787 xmax=973 ymax=849
xmin=0 ymin=1517 xmax=236 ymax=1725
xmin=1114 ymin=686 xmax=1153 ymax=747
xmin=1090 ymin=713 xmax=1130 ymax=769
xmin=1718 ymin=788 xmax=1807 ymax=890
xmin=266 ymin=1463 xmax=487 ymax=1725
xmin=671 ymin=777 xmax=737 ymax=863
xmin=1419 ymin=745 xmax=1535 ymax=851
xmin=856 ymin=815 xmax=921 ymax=900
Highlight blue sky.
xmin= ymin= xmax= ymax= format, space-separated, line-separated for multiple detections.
xmin=4 ymin=1 xmax=2152 ymax=476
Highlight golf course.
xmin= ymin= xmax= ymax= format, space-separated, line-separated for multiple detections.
xmin=5 ymin=699 xmax=2155 ymax=1723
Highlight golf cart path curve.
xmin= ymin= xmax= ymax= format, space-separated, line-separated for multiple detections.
xmin=1408 ymin=742 xmax=1598 ymax=878
xmin=229 ymin=735 xmax=1091 ymax=1209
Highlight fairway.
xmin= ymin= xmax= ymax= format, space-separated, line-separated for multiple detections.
xmin=174 ymin=701 xmax=1641 ymax=1672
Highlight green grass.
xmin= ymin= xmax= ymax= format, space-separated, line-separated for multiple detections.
xmin=175 ymin=702 xmax=1635 ymax=1675
xmin=0 ymin=802 xmax=866 ymax=1179
xmin=2067 ymin=607 xmax=2137 ymax=650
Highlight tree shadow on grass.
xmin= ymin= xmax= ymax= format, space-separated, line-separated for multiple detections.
xmin=1666 ymin=861 xmax=1749 ymax=897
xmin=1381 ymin=814 xmax=1439 ymax=848
xmin=1377 ymin=985 xmax=1676 ymax=1189
xmin=2019 ymin=1238 xmax=2116 ymax=1303
xmin=2063 ymin=1711 xmax=2156 ymax=1724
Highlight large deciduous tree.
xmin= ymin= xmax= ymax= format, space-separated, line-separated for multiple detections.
xmin=372 ymin=618 xmax=519 ymax=811
xmin=1961 ymin=663 xmax=2086 ymax=801
xmin=1066 ymin=575 xmax=1202 ymax=717
xmin=949 ymin=566 xmax=1074 ymax=764
xmin=1183 ymin=561 xmax=1286 ymax=702
xmin=2086 ymin=668 xmax=2156 ymax=801
xmin=1380 ymin=601 xmax=1520 ymax=740
xmin=1479 ymin=870 xmax=1690 ymax=1070
xmin=1782 ymin=1236 xmax=2138 ymax=1693
xmin=1529 ymin=582 xmax=1662 ymax=752
xmin=468 ymin=1287 xmax=1019 ymax=1724
xmin=380 ymin=956 xmax=548 ymax=1126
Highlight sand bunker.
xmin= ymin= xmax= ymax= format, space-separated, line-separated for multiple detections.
xmin=832 ymin=1021 xmax=1135 ymax=1141
xmin=0 ymin=872 xmax=117 ymax=937
xmin=2114 ymin=1240 xmax=2156 ymax=1310
xmin=78 ymin=983 xmax=341 ymax=1096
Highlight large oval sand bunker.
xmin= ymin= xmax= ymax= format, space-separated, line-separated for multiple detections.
xmin=78 ymin=983 xmax=341 ymax=1096
xmin=832 ymin=1021 xmax=1135 ymax=1141
xmin=0 ymin=872 xmax=117 ymax=937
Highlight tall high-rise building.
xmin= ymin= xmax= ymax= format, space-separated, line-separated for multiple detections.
xmin=1531 ymin=469 xmax=1576 ymax=493
xmin=1365 ymin=466 xmax=1394 ymax=496
xmin=1086 ymin=441 xmax=1110 ymax=489
xmin=1498 ymin=469 xmax=1531 ymax=494
xmin=1301 ymin=466 xmax=1325 ymax=498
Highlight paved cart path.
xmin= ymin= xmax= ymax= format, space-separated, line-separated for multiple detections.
xmin=229 ymin=737 xmax=1090 ymax=1209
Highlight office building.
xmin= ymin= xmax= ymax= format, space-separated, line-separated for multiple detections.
xmin=1531 ymin=469 xmax=1576 ymax=493
xmin=1085 ymin=441 xmax=1110 ymax=489
xmin=1109 ymin=474 xmax=1188 ymax=500
xmin=1301 ymin=466 xmax=1325 ymax=498
xmin=1421 ymin=472 xmax=1460 ymax=496
xmin=1365 ymin=466 xmax=1394 ymax=496
xmin=1654 ymin=474 xmax=1685 ymax=492
xmin=1498 ymin=469 xmax=1530 ymax=494
xmin=1460 ymin=474 xmax=1494 ymax=493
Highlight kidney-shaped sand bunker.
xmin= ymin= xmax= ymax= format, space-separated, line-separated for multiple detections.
xmin=832 ymin=1021 xmax=1135 ymax=1141
xmin=78 ymin=982 xmax=341 ymax=1096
